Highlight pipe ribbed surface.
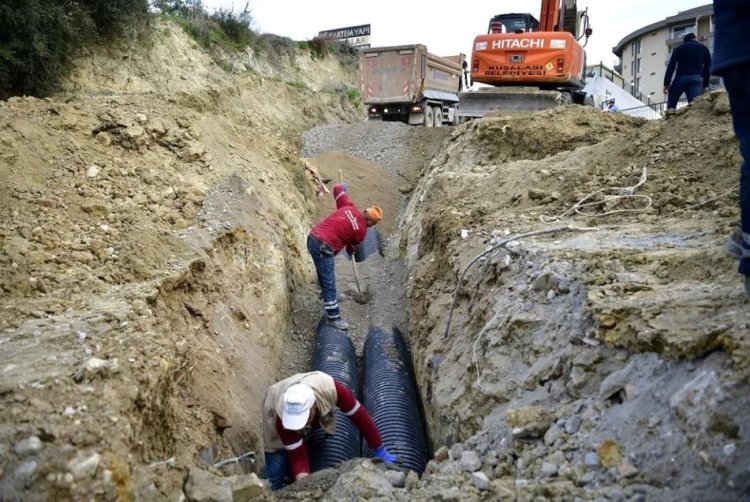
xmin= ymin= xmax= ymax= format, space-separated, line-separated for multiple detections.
xmin=362 ymin=327 xmax=427 ymax=474
xmin=308 ymin=317 xmax=361 ymax=472
xmin=354 ymin=227 xmax=384 ymax=262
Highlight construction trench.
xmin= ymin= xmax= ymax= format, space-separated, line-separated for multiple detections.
xmin=1 ymin=22 xmax=750 ymax=501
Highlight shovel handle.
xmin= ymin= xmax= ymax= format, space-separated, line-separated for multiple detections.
xmin=339 ymin=170 xmax=363 ymax=295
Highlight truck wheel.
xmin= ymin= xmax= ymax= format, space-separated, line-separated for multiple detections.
xmin=423 ymin=106 xmax=434 ymax=127
xmin=433 ymin=106 xmax=442 ymax=127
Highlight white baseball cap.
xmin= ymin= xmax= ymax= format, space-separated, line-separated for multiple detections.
xmin=281 ymin=384 xmax=316 ymax=430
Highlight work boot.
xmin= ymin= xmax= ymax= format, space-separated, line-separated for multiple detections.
xmin=725 ymin=224 xmax=742 ymax=260
xmin=329 ymin=318 xmax=350 ymax=330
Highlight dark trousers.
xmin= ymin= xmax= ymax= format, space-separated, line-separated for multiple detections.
xmin=667 ymin=74 xmax=704 ymax=109
xmin=723 ymin=66 xmax=750 ymax=275
xmin=263 ymin=451 xmax=290 ymax=490
xmin=307 ymin=234 xmax=341 ymax=320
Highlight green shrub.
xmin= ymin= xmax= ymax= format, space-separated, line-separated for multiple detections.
xmin=285 ymin=81 xmax=308 ymax=90
xmin=154 ymin=0 xmax=256 ymax=51
xmin=0 ymin=0 xmax=149 ymax=99
xmin=346 ymin=88 xmax=361 ymax=107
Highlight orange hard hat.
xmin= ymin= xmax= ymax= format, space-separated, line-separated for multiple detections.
xmin=366 ymin=205 xmax=382 ymax=224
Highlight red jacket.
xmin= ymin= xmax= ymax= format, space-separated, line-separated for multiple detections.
xmin=275 ymin=380 xmax=382 ymax=477
xmin=310 ymin=184 xmax=367 ymax=255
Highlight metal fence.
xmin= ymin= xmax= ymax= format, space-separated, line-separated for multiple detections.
xmin=618 ymin=98 xmax=689 ymax=120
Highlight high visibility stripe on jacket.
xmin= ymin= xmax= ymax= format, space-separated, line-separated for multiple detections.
xmin=263 ymin=373 xmax=382 ymax=477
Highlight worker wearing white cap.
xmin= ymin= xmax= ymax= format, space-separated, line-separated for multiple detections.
xmin=261 ymin=371 xmax=396 ymax=490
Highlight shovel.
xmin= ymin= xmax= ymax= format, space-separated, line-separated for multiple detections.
xmin=339 ymin=170 xmax=371 ymax=304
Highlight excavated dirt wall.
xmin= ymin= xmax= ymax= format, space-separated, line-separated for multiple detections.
xmin=399 ymin=98 xmax=750 ymax=499
xmin=0 ymin=21 xmax=361 ymax=499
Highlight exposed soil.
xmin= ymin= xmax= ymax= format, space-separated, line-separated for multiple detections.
xmin=1 ymin=18 xmax=749 ymax=502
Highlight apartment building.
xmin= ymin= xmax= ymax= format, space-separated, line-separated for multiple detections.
xmin=612 ymin=4 xmax=716 ymax=104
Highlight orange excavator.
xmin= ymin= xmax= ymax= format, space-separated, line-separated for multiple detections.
xmin=458 ymin=0 xmax=593 ymax=118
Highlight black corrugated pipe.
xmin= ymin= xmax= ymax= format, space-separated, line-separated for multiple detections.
xmin=308 ymin=316 xmax=361 ymax=472
xmin=362 ymin=327 xmax=428 ymax=474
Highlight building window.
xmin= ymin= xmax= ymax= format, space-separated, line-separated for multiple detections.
xmin=672 ymin=23 xmax=694 ymax=39
xmin=636 ymin=58 xmax=641 ymax=74
xmin=635 ymin=39 xmax=642 ymax=55
xmin=635 ymin=77 xmax=641 ymax=95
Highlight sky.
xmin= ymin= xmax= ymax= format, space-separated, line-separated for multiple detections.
xmin=202 ymin=0 xmax=711 ymax=69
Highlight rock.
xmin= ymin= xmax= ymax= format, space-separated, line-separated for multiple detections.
xmin=124 ymin=125 xmax=145 ymax=139
xmin=564 ymin=416 xmax=581 ymax=435
xmin=135 ymin=113 xmax=148 ymax=124
xmin=185 ymin=468 xmax=232 ymax=502
xmin=584 ymin=452 xmax=599 ymax=469
xmin=544 ymin=423 xmax=564 ymax=446
xmin=471 ymin=471 xmax=490 ymax=491
xmin=86 ymin=164 xmax=101 ymax=178
xmin=434 ymin=445 xmax=449 ymax=462
xmin=581 ymin=471 xmax=595 ymax=485
xmin=14 ymin=460 xmax=38 ymax=488
xmin=461 ymin=450 xmax=482 ymax=472
xmin=228 ymin=473 xmax=266 ymax=501
xmin=599 ymin=367 xmax=631 ymax=400
xmin=541 ymin=462 xmax=558 ymax=477
xmin=506 ymin=406 xmax=553 ymax=438
xmin=670 ymin=371 xmax=726 ymax=437
xmin=597 ymin=439 xmax=622 ymax=468
xmin=14 ymin=436 xmax=42 ymax=457
xmin=617 ymin=460 xmax=638 ymax=478
xmin=528 ymin=187 xmax=546 ymax=200
xmin=449 ymin=443 xmax=463 ymax=461
xmin=73 ymin=357 xmax=120 ymax=382
xmin=67 ymin=452 xmax=101 ymax=480
xmin=384 ymin=469 xmax=406 ymax=488
xmin=405 ymin=470 xmax=420 ymax=490
xmin=723 ymin=443 xmax=736 ymax=456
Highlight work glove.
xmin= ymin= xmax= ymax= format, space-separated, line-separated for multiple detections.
xmin=372 ymin=446 xmax=398 ymax=464
xmin=338 ymin=182 xmax=349 ymax=191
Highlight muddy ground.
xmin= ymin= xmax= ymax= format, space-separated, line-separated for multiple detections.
xmin=1 ymin=18 xmax=749 ymax=502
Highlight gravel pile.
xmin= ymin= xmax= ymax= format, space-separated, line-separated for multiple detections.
xmin=302 ymin=121 xmax=416 ymax=178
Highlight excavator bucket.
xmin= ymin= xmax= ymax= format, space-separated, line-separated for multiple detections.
xmin=458 ymin=87 xmax=568 ymax=119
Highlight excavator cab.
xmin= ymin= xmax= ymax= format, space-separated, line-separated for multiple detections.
xmin=459 ymin=1 xmax=593 ymax=119
xmin=488 ymin=14 xmax=540 ymax=34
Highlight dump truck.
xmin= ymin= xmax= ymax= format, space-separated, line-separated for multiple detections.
xmin=458 ymin=0 xmax=593 ymax=119
xmin=360 ymin=44 xmax=464 ymax=127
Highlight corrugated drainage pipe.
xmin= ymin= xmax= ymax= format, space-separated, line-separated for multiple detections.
xmin=308 ymin=316 xmax=361 ymax=472
xmin=362 ymin=327 xmax=428 ymax=474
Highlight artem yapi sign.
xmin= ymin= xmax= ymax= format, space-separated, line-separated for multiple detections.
xmin=318 ymin=24 xmax=371 ymax=48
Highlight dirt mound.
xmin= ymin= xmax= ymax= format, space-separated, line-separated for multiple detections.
xmin=401 ymin=95 xmax=749 ymax=499
xmin=0 ymin=21 xmax=362 ymax=499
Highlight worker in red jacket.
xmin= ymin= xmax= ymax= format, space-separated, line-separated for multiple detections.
xmin=262 ymin=371 xmax=396 ymax=490
xmin=307 ymin=183 xmax=382 ymax=330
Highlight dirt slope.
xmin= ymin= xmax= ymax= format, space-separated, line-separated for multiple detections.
xmin=0 ymin=21 xmax=361 ymax=499
xmin=400 ymin=96 xmax=749 ymax=499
